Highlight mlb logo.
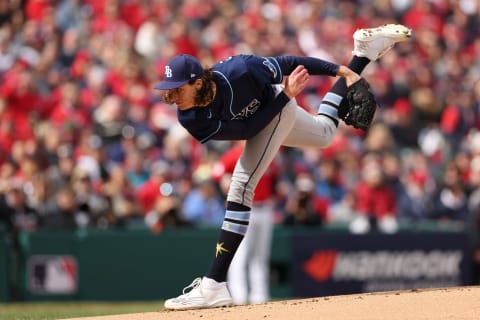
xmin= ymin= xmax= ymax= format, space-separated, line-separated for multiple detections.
xmin=27 ymin=255 xmax=78 ymax=294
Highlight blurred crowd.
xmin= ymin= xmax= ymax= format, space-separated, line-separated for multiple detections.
xmin=0 ymin=0 xmax=480 ymax=266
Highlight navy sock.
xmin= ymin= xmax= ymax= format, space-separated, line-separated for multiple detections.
xmin=206 ymin=201 xmax=250 ymax=282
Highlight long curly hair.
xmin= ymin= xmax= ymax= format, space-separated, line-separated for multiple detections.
xmin=194 ymin=68 xmax=215 ymax=106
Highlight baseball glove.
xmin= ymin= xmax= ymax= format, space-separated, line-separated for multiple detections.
xmin=343 ymin=78 xmax=378 ymax=130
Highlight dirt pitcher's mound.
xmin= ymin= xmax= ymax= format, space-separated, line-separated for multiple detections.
xmin=65 ymin=286 xmax=480 ymax=320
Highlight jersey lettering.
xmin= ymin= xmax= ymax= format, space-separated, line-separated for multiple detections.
xmin=232 ymin=99 xmax=260 ymax=120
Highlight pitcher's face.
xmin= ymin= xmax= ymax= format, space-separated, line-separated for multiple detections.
xmin=162 ymin=79 xmax=203 ymax=110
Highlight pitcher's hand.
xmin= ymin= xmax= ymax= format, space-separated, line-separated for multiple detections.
xmin=283 ymin=65 xmax=309 ymax=99
xmin=337 ymin=65 xmax=361 ymax=87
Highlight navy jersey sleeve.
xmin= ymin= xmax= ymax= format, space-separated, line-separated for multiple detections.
xmin=272 ymin=56 xmax=339 ymax=77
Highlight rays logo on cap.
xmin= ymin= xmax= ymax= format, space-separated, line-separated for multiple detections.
xmin=165 ymin=66 xmax=173 ymax=78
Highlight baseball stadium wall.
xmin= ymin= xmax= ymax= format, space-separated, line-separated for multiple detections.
xmin=0 ymin=223 xmax=474 ymax=302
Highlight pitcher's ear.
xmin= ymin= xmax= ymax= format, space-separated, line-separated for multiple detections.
xmin=193 ymin=78 xmax=204 ymax=89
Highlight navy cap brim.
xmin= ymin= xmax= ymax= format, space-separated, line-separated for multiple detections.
xmin=154 ymin=80 xmax=189 ymax=90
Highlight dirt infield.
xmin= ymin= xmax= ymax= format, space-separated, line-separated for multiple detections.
xmin=64 ymin=286 xmax=480 ymax=320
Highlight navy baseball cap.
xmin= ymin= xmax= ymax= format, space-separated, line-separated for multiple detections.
xmin=154 ymin=54 xmax=204 ymax=90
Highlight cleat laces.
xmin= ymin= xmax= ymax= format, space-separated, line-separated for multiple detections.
xmin=182 ymin=277 xmax=202 ymax=295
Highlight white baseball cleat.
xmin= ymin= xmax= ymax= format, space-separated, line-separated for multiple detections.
xmin=164 ymin=277 xmax=233 ymax=310
xmin=352 ymin=24 xmax=412 ymax=61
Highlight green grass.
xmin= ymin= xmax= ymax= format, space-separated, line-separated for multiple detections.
xmin=0 ymin=301 xmax=163 ymax=320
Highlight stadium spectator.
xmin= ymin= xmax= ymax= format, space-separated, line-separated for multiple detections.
xmin=70 ymin=167 xmax=110 ymax=227
xmin=181 ymin=178 xmax=225 ymax=227
xmin=393 ymin=150 xmax=435 ymax=223
xmin=0 ymin=61 xmax=45 ymax=141
xmin=328 ymin=190 xmax=357 ymax=225
xmin=144 ymin=192 xmax=188 ymax=233
xmin=314 ymin=158 xmax=346 ymax=215
xmin=349 ymin=154 xmax=398 ymax=234
xmin=39 ymin=186 xmax=87 ymax=230
xmin=283 ymin=171 xmax=327 ymax=226
xmin=427 ymin=161 xmax=469 ymax=223
xmin=123 ymin=148 xmax=150 ymax=189
xmin=0 ymin=179 xmax=38 ymax=234
xmin=135 ymin=159 xmax=170 ymax=214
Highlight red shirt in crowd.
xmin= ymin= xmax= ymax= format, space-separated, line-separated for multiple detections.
xmin=355 ymin=181 xmax=396 ymax=218
xmin=0 ymin=64 xmax=44 ymax=141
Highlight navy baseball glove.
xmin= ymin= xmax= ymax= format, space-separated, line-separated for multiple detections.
xmin=343 ymin=78 xmax=378 ymax=130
